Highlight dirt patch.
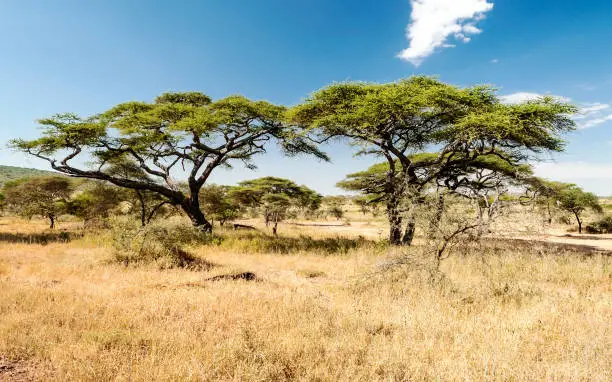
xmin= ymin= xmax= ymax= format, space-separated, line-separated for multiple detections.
xmin=206 ymin=272 xmax=258 ymax=282
xmin=0 ymin=358 xmax=37 ymax=381
xmin=490 ymin=237 xmax=612 ymax=256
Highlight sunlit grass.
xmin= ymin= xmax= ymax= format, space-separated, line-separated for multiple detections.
xmin=0 ymin=216 xmax=610 ymax=380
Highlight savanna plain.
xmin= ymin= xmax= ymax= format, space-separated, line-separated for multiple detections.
xmin=0 ymin=206 xmax=610 ymax=381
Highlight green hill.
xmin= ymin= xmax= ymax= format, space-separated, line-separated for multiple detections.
xmin=0 ymin=165 xmax=59 ymax=188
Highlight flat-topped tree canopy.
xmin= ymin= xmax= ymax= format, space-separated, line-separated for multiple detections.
xmin=292 ymin=76 xmax=577 ymax=244
xmin=11 ymin=92 xmax=328 ymax=231
xmin=290 ymin=76 xmax=576 ymax=168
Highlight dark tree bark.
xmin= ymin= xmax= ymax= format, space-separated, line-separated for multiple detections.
xmin=181 ymin=197 xmax=213 ymax=232
xmin=49 ymin=215 xmax=55 ymax=229
xmin=575 ymin=212 xmax=583 ymax=233
xmin=402 ymin=217 xmax=415 ymax=245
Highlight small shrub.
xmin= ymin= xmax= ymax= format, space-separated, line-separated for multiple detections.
xmin=585 ymin=216 xmax=612 ymax=234
xmin=110 ymin=218 xmax=215 ymax=270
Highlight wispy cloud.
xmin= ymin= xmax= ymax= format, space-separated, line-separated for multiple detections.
xmin=500 ymin=93 xmax=611 ymax=129
xmin=499 ymin=92 xmax=570 ymax=104
xmin=575 ymin=102 xmax=612 ymax=128
xmin=398 ymin=0 xmax=494 ymax=66
xmin=490 ymin=58 xmax=499 ymax=63
xmin=579 ymin=113 xmax=612 ymax=129
xmin=580 ymin=102 xmax=609 ymax=114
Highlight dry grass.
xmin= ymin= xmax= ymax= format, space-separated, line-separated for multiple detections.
xmin=0 ymin=217 xmax=610 ymax=381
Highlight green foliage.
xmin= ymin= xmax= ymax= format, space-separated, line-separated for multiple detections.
xmin=200 ymin=184 xmax=241 ymax=225
xmin=322 ymin=196 xmax=347 ymax=220
xmin=208 ymin=230 xmax=381 ymax=256
xmin=299 ymin=77 xmax=575 ymax=244
xmin=10 ymin=92 xmax=327 ymax=230
xmin=229 ymin=177 xmax=322 ymax=225
xmin=556 ymin=184 xmax=602 ymax=214
xmin=585 ymin=216 xmax=612 ymax=234
xmin=110 ymin=218 xmax=215 ymax=270
xmin=68 ymin=182 xmax=125 ymax=224
xmin=2 ymin=176 xmax=73 ymax=228
xmin=289 ymin=76 xmax=576 ymax=159
xmin=555 ymin=183 xmax=602 ymax=232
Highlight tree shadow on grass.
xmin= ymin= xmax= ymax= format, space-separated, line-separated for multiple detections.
xmin=215 ymin=231 xmax=385 ymax=255
xmin=0 ymin=231 xmax=82 ymax=245
xmin=486 ymin=238 xmax=612 ymax=257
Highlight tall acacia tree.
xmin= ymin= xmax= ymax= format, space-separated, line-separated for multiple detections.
xmin=11 ymin=92 xmax=327 ymax=232
xmin=290 ymin=76 xmax=577 ymax=245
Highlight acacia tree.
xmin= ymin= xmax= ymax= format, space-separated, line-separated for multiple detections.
xmin=2 ymin=176 xmax=73 ymax=228
xmin=521 ymin=177 xmax=568 ymax=224
xmin=105 ymin=158 xmax=174 ymax=227
xmin=290 ymin=76 xmax=577 ymax=245
xmin=353 ymin=196 xmax=371 ymax=215
xmin=554 ymin=183 xmax=602 ymax=233
xmin=67 ymin=182 xmax=124 ymax=225
xmin=229 ymin=177 xmax=322 ymax=234
xmin=322 ymin=196 xmax=346 ymax=220
xmin=199 ymin=184 xmax=240 ymax=226
xmin=11 ymin=92 xmax=326 ymax=232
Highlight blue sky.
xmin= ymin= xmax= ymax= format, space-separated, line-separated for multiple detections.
xmin=1 ymin=0 xmax=612 ymax=194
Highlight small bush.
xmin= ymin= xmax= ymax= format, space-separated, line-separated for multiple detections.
xmin=110 ymin=218 xmax=215 ymax=270
xmin=585 ymin=216 xmax=612 ymax=234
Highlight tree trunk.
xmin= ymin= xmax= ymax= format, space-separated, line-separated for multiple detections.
xmin=575 ymin=212 xmax=582 ymax=233
xmin=272 ymin=213 xmax=279 ymax=236
xmin=387 ymin=200 xmax=403 ymax=245
xmin=264 ymin=211 xmax=270 ymax=227
xmin=49 ymin=215 xmax=55 ymax=229
xmin=402 ymin=216 xmax=415 ymax=245
xmin=181 ymin=199 xmax=212 ymax=233
xmin=136 ymin=190 xmax=146 ymax=227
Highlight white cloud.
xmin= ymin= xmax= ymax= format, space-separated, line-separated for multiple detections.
xmin=579 ymin=113 xmax=612 ymax=129
xmin=499 ymin=92 xmax=570 ymax=104
xmin=490 ymin=58 xmax=498 ymax=63
xmin=580 ymin=102 xmax=610 ymax=114
xmin=500 ymin=93 xmax=612 ymax=129
xmin=398 ymin=0 xmax=494 ymax=66
xmin=575 ymin=102 xmax=612 ymax=129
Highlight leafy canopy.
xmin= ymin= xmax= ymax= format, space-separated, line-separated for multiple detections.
xmin=229 ymin=177 xmax=322 ymax=221
xmin=2 ymin=176 xmax=73 ymax=225
xmin=290 ymin=76 xmax=576 ymax=182
xmin=11 ymin=92 xmax=328 ymax=229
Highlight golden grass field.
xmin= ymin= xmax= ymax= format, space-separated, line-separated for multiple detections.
xmin=0 ymin=215 xmax=610 ymax=381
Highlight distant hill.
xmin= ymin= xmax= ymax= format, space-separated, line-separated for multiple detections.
xmin=0 ymin=165 xmax=59 ymax=188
